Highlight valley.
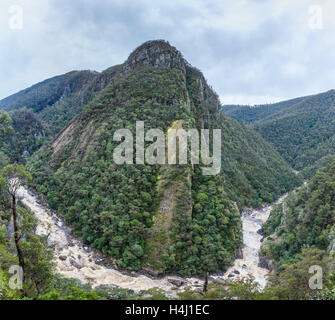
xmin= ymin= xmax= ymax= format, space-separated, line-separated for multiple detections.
xmin=17 ymin=184 xmax=287 ymax=295
xmin=1 ymin=40 xmax=334 ymax=300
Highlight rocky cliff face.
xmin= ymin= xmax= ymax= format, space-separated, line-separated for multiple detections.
xmin=124 ymin=40 xmax=186 ymax=73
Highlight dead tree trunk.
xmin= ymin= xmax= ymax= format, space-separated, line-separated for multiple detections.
xmin=203 ymin=271 xmax=208 ymax=293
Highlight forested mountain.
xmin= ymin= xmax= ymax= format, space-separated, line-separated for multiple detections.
xmin=2 ymin=39 xmax=335 ymax=301
xmin=0 ymin=109 xmax=45 ymax=162
xmin=0 ymin=71 xmax=94 ymax=113
xmin=222 ymin=96 xmax=307 ymax=124
xmin=263 ymin=158 xmax=335 ymax=267
xmin=260 ymin=158 xmax=335 ymax=298
xmin=223 ymin=90 xmax=335 ymax=178
xmin=26 ymin=40 xmax=299 ymax=275
xmin=0 ymin=65 xmax=123 ymax=163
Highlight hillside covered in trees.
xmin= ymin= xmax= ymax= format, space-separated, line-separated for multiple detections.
xmin=223 ymin=90 xmax=335 ymax=178
xmin=0 ymin=66 xmax=124 ymax=163
xmin=24 ymin=40 xmax=299 ymax=275
xmin=257 ymin=158 xmax=335 ymax=299
xmin=4 ymin=40 xmax=335 ymax=301
xmin=263 ymin=158 xmax=335 ymax=266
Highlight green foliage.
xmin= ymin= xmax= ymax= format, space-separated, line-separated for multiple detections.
xmin=0 ymin=152 xmax=9 ymax=170
xmin=221 ymin=114 xmax=301 ymax=207
xmin=224 ymin=90 xmax=335 ymax=178
xmin=0 ymin=209 xmax=55 ymax=299
xmin=0 ymin=109 xmax=46 ymax=163
xmin=38 ymin=287 xmax=101 ymax=300
xmin=0 ymin=226 xmax=20 ymax=300
xmin=263 ymin=158 xmax=335 ymax=268
xmin=0 ymin=71 xmax=95 ymax=114
xmin=0 ymin=163 xmax=32 ymax=195
xmin=1 ymin=41 xmax=334 ymax=299
xmin=167 ymin=171 xmax=242 ymax=274
xmin=222 ymin=96 xmax=306 ymax=124
xmin=26 ymin=49 xmax=300 ymax=274
xmin=177 ymin=278 xmax=278 ymax=300
xmin=0 ymin=69 xmax=121 ymax=162
xmin=29 ymin=66 xmax=190 ymax=271
xmin=0 ymin=268 xmax=20 ymax=300
xmin=138 ymin=288 xmax=169 ymax=300
xmin=0 ymin=111 xmax=13 ymax=135
xmin=37 ymin=275 xmax=104 ymax=300
xmin=20 ymin=233 xmax=54 ymax=297
xmin=267 ymin=248 xmax=327 ymax=300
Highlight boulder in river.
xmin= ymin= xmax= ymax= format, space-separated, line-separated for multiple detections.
xmin=142 ymin=267 xmax=160 ymax=278
xmin=257 ymin=228 xmax=264 ymax=236
xmin=235 ymin=247 xmax=243 ymax=259
xmin=168 ymin=279 xmax=185 ymax=287
xmin=95 ymin=258 xmax=104 ymax=263
xmin=258 ymin=255 xmax=270 ymax=270
xmin=70 ymin=258 xmax=84 ymax=269
xmin=59 ymin=255 xmax=67 ymax=261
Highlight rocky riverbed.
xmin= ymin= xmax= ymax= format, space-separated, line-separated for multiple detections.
xmin=212 ymin=194 xmax=288 ymax=289
xmin=17 ymin=186 xmax=287 ymax=295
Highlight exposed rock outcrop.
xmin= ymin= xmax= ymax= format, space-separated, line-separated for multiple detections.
xmin=124 ymin=40 xmax=186 ymax=73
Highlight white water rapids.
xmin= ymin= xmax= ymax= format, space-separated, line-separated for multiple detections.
xmin=16 ymin=186 xmax=287 ymax=295
xmin=214 ymin=193 xmax=288 ymax=289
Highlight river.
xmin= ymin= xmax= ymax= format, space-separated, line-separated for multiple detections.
xmin=16 ymin=186 xmax=288 ymax=295
xmin=213 ymin=193 xmax=288 ymax=289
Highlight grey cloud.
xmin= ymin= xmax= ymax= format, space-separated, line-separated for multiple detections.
xmin=1 ymin=0 xmax=334 ymax=105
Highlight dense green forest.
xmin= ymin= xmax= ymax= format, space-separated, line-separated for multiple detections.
xmin=26 ymin=40 xmax=299 ymax=275
xmin=262 ymin=158 xmax=335 ymax=270
xmin=0 ymin=127 xmax=108 ymax=300
xmin=0 ymin=109 xmax=46 ymax=163
xmin=2 ymin=40 xmax=334 ymax=300
xmin=252 ymin=158 xmax=335 ymax=299
xmin=222 ymin=96 xmax=307 ymax=124
xmin=0 ymin=66 xmax=123 ymax=163
xmin=223 ymin=90 xmax=335 ymax=178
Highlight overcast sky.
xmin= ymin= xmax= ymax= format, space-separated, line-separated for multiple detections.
xmin=1 ymin=0 xmax=334 ymax=105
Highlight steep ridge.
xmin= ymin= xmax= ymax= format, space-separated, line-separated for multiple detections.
xmin=262 ymin=158 xmax=335 ymax=277
xmin=222 ymin=95 xmax=308 ymax=124
xmin=27 ymin=40 xmax=300 ymax=275
xmin=0 ymin=65 xmax=123 ymax=163
xmin=223 ymin=90 xmax=335 ymax=178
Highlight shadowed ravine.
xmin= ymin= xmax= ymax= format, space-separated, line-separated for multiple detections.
xmin=17 ymin=186 xmax=288 ymax=295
